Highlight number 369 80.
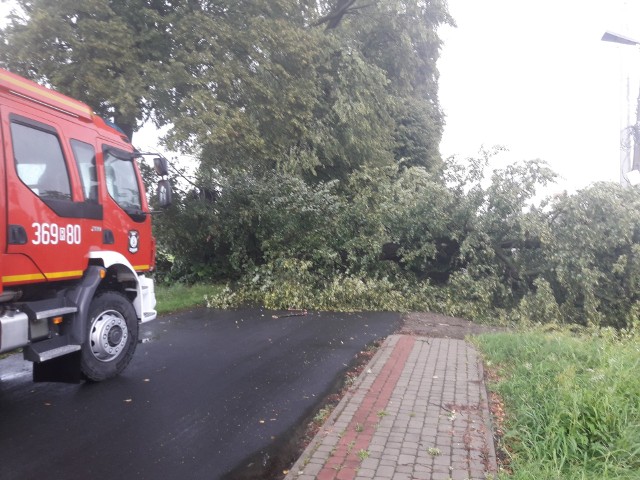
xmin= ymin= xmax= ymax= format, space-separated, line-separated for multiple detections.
xmin=32 ymin=222 xmax=81 ymax=245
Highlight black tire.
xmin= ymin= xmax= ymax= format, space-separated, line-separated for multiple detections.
xmin=80 ymin=291 xmax=139 ymax=381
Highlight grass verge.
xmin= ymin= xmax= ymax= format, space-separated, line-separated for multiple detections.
xmin=473 ymin=328 xmax=640 ymax=480
xmin=155 ymin=283 xmax=225 ymax=315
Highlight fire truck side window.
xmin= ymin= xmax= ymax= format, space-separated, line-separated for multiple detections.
xmin=104 ymin=148 xmax=142 ymax=212
xmin=10 ymin=122 xmax=71 ymax=200
xmin=70 ymin=140 xmax=98 ymax=202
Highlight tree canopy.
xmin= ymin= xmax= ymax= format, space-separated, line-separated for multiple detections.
xmin=1 ymin=0 xmax=452 ymax=178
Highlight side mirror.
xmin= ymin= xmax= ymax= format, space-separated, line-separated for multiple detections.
xmin=157 ymin=179 xmax=172 ymax=208
xmin=153 ymin=157 xmax=169 ymax=177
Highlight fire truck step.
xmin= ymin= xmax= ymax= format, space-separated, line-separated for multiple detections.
xmin=37 ymin=344 xmax=82 ymax=362
xmin=35 ymin=306 xmax=78 ymax=321
xmin=24 ymin=337 xmax=82 ymax=363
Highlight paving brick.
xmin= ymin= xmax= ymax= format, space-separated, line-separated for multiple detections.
xmin=316 ymin=469 xmax=337 ymax=480
xmin=284 ymin=336 xmax=498 ymax=480
xmin=411 ymin=472 xmax=431 ymax=480
xmin=375 ymin=465 xmax=395 ymax=478
xmin=396 ymin=465 xmax=414 ymax=474
xmin=360 ymin=458 xmax=379 ymax=470
xmin=402 ymin=441 xmax=419 ymax=451
xmin=434 ymin=455 xmax=452 ymax=466
xmin=336 ymin=467 xmax=357 ymax=480
xmin=469 ymin=467 xmax=488 ymax=479
xmin=368 ymin=442 xmax=385 ymax=452
xmin=431 ymin=472 xmax=453 ymax=480
xmin=390 ymin=473 xmax=412 ymax=480
xmin=451 ymin=470 xmax=471 ymax=480
xmin=298 ymin=463 xmax=323 ymax=476
xmin=317 ymin=445 xmax=336 ymax=454
xmin=368 ymin=450 xmax=382 ymax=460
xmin=380 ymin=454 xmax=399 ymax=464
xmin=414 ymin=463 xmax=431 ymax=473
xmin=384 ymin=446 xmax=401 ymax=455
xmin=354 ymin=468 xmax=376 ymax=479
xmin=397 ymin=454 xmax=415 ymax=465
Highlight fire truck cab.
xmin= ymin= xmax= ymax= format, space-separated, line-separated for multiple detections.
xmin=0 ymin=68 xmax=170 ymax=382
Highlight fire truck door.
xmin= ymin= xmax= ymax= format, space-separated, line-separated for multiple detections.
xmin=3 ymin=111 xmax=102 ymax=285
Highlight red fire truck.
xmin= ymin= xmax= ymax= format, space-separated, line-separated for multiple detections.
xmin=0 ymin=68 xmax=171 ymax=382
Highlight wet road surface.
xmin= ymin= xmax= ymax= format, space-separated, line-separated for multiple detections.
xmin=0 ymin=308 xmax=400 ymax=480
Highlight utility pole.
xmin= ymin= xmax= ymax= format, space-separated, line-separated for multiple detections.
xmin=602 ymin=31 xmax=640 ymax=185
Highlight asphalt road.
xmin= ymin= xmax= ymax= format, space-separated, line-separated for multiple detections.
xmin=0 ymin=308 xmax=400 ymax=480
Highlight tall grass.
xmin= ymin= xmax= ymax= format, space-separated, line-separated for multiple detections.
xmin=155 ymin=283 xmax=224 ymax=315
xmin=474 ymin=329 xmax=640 ymax=479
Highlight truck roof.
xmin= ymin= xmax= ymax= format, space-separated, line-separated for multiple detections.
xmin=0 ymin=68 xmax=128 ymax=141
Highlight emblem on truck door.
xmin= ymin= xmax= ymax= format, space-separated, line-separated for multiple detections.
xmin=128 ymin=230 xmax=139 ymax=254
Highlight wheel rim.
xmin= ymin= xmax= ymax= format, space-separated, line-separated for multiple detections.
xmin=89 ymin=309 xmax=129 ymax=362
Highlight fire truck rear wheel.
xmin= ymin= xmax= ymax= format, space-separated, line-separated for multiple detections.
xmin=81 ymin=291 xmax=139 ymax=381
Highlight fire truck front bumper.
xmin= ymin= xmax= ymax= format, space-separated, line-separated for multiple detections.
xmin=138 ymin=275 xmax=157 ymax=323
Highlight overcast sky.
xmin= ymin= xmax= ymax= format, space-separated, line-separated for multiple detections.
xmin=3 ymin=1 xmax=640 ymax=191
xmin=438 ymin=0 xmax=640 ymax=191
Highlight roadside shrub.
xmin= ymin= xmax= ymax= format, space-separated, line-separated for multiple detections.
xmin=544 ymin=183 xmax=640 ymax=328
xmin=206 ymin=267 xmax=420 ymax=312
xmin=514 ymin=278 xmax=562 ymax=325
xmin=155 ymin=151 xmax=640 ymax=330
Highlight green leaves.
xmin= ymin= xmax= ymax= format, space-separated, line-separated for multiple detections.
xmin=542 ymin=183 xmax=640 ymax=327
xmin=2 ymin=1 xmax=450 ymax=182
xmin=0 ymin=0 xmax=154 ymax=137
xmin=155 ymin=147 xmax=640 ymax=328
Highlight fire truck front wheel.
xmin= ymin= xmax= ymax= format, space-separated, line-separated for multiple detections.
xmin=81 ymin=291 xmax=139 ymax=381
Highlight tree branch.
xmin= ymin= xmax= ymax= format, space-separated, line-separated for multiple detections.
xmin=311 ymin=0 xmax=374 ymax=30
xmin=493 ymin=245 xmax=521 ymax=280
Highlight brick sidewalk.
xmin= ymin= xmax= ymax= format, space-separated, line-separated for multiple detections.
xmin=285 ymin=335 xmax=497 ymax=480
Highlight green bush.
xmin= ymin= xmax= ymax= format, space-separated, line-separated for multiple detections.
xmin=155 ymin=152 xmax=640 ymax=329
xmin=543 ymin=183 xmax=640 ymax=328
